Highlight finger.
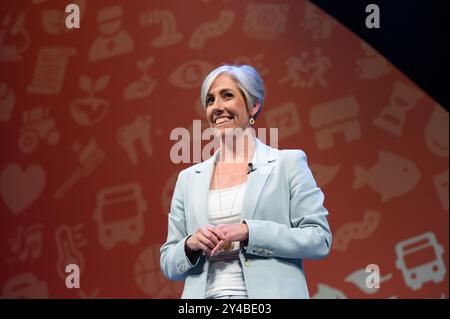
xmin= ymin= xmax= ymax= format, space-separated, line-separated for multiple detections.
xmin=205 ymin=225 xmax=224 ymax=243
xmin=200 ymin=227 xmax=220 ymax=245
xmin=211 ymin=240 xmax=225 ymax=256
xmin=197 ymin=241 xmax=211 ymax=255
xmin=198 ymin=234 xmax=216 ymax=250
xmin=210 ymin=227 xmax=226 ymax=241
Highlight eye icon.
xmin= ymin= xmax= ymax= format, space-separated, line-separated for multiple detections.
xmin=169 ymin=60 xmax=212 ymax=89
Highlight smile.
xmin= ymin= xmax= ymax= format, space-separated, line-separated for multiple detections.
xmin=214 ymin=116 xmax=234 ymax=126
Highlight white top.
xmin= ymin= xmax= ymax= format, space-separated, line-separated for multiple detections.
xmin=205 ymin=182 xmax=248 ymax=298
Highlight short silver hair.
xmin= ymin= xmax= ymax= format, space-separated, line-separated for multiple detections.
xmin=200 ymin=64 xmax=265 ymax=119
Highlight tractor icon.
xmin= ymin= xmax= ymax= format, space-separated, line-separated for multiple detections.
xmin=19 ymin=106 xmax=59 ymax=153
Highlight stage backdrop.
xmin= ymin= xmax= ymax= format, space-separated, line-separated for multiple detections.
xmin=0 ymin=0 xmax=448 ymax=298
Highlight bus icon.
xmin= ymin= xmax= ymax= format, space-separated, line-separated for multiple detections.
xmin=395 ymin=231 xmax=446 ymax=291
xmin=94 ymin=183 xmax=147 ymax=250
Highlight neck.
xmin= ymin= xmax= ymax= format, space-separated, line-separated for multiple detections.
xmin=218 ymin=127 xmax=256 ymax=164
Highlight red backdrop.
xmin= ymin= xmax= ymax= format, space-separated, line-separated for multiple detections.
xmin=0 ymin=0 xmax=448 ymax=298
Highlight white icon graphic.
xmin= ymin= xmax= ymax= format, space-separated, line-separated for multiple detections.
xmin=356 ymin=41 xmax=390 ymax=79
xmin=0 ymin=163 xmax=46 ymax=214
xmin=169 ymin=60 xmax=213 ymax=89
xmin=140 ymin=10 xmax=183 ymax=48
xmin=123 ymin=56 xmax=158 ymax=101
xmin=189 ymin=10 xmax=234 ymax=49
xmin=55 ymin=224 xmax=87 ymax=281
xmin=233 ymin=53 xmax=269 ymax=76
xmin=88 ymin=5 xmax=134 ymax=62
xmin=353 ymin=150 xmax=421 ymax=202
xmin=243 ymin=4 xmax=289 ymax=40
xmin=117 ymin=115 xmax=153 ymax=166
xmin=1 ymin=273 xmax=49 ymax=298
xmin=302 ymin=2 xmax=336 ymax=40
xmin=310 ymin=96 xmax=361 ymax=150
xmin=94 ymin=183 xmax=147 ymax=250
xmin=41 ymin=0 xmax=86 ymax=34
xmin=27 ymin=47 xmax=76 ymax=94
xmin=279 ymin=49 xmax=331 ymax=88
xmin=0 ymin=12 xmax=30 ymax=62
xmin=0 ymin=82 xmax=15 ymax=122
xmin=334 ymin=210 xmax=380 ymax=252
xmin=135 ymin=245 xmax=183 ymax=297
xmin=345 ymin=266 xmax=393 ymax=294
xmin=7 ymin=224 xmax=43 ymax=263
xmin=55 ymin=138 xmax=105 ymax=199
xmin=395 ymin=232 xmax=446 ymax=291
xmin=279 ymin=53 xmax=309 ymax=88
xmin=309 ymin=163 xmax=341 ymax=187
xmin=425 ymin=104 xmax=449 ymax=157
xmin=433 ymin=170 xmax=448 ymax=211
xmin=373 ymin=81 xmax=424 ymax=137
xmin=312 ymin=283 xmax=347 ymax=299
xmin=19 ymin=106 xmax=60 ymax=153
xmin=264 ymin=101 xmax=301 ymax=141
xmin=70 ymin=75 xmax=110 ymax=126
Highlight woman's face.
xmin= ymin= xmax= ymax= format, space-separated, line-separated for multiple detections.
xmin=205 ymin=74 xmax=255 ymax=133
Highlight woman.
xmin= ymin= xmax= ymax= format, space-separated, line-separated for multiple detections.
xmin=160 ymin=64 xmax=332 ymax=299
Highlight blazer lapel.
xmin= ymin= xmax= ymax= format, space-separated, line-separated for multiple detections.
xmin=241 ymin=139 xmax=277 ymax=221
xmin=191 ymin=149 xmax=219 ymax=228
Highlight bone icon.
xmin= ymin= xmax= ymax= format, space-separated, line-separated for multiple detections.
xmin=117 ymin=115 xmax=152 ymax=166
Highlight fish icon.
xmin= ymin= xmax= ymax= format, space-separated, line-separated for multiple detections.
xmin=353 ymin=150 xmax=421 ymax=202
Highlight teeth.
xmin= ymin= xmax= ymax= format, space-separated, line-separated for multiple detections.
xmin=215 ymin=117 xmax=233 ymax=125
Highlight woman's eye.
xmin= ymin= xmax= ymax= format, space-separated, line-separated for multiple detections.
xmin=224 ymin=92 xmax=233 ymax=99
xmin=206 ymin=97 xmax=214 ymax=105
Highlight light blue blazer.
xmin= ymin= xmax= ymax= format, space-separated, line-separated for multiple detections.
xmin=160 ymin=138 xmax=332 ymax=299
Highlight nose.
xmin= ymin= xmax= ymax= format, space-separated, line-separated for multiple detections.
xmin=210 ymin=100 xmax=226 ymax=116
xmin=211 ymin=107 xmax=225 ymax=117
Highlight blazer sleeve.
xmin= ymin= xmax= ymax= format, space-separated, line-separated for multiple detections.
xmin=243 ymin=150 xmax=332 ymax=259
xmin=160 ymin=170 xmax=202 ymax=281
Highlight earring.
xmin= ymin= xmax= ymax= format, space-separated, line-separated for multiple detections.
xmin=249 ymin=116 xmax=255 ymax=125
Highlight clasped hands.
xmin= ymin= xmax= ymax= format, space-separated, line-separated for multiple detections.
xmin=186 ymin=223 xmax=249 ymax=256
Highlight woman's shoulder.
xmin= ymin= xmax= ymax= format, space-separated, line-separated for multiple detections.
xmin=270 ymin=145 xmax=308 ymax=164
xmin=176 ymin=157 xmax=214 ymax=180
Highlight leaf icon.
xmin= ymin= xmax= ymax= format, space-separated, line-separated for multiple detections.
xmin=79 ymin=75 xmax=92 ymax=92
xmin=345 ymin=268 xmax=393 ymax=294
xmin=94 ymin=75 xmax=110 ymax=92
xmin=312 ymin=284 xmax=347 ymax=299
xmin=310 ymin=163 xmax=341 ymax=187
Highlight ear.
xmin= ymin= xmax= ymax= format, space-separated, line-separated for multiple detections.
xmin=249 ymin=102 xmax=261 ymax=117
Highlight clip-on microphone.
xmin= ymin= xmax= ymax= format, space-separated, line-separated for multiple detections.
xmin=247 ymin=163 xmax=257 ymax=174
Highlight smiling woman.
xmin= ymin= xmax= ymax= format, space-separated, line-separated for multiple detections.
xmin=160 ymin=64 xmax=332 ymax=299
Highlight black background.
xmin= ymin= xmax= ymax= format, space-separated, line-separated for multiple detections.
xmin=311 ymin=0 xmax=449 ymax=110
